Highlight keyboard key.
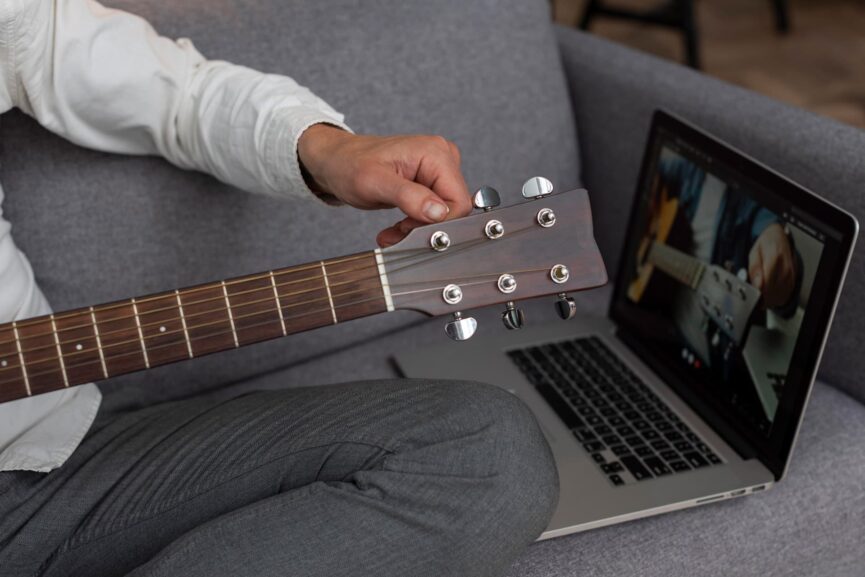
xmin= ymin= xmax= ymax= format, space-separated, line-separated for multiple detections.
xmin=660 ymin=450 xmax=679 ymax=461
xmin=616 ymin=426 xmax=635 ymax=437
xmin=586 ymin=415 xmax=603 ymax=426
xmin=670 ymin=460 xmax=691 ymax=472
xmin=572 ymin=429 xmax=596 ymax=442
xmin=602 ymin=435 xmax=621 ymax=446
xmin=583 ymin=441 xmax=604 ymax=453
xmin=633 ymin=420 xmax=652 ymax=431
xmin=609 ymin=474 xmax=625 ymax=486
xmin=642 ymin=430 xmax=661 ymax=440
xmin=623 ymin=410 xmax=641 ymax=420
xmin=683 ymin=451 xmax=709 ymax=469
xmin=635 ymin=446 xmax=654 ymax=457
xmin=646 ymin=412 xmax=663 ymax=422
xmin=644 ymin=457 xmax=672 ymax=477
xmin=591 ymin=452 xmax=606 ymax=464
xmin=620 ymin=455 xmax=653 ymax=481
xmin=599 ymin=407 xmax=617 ymax=417
xmin=611 ymin=445 xmax=631 ymax=456
xmin=696 ymin=443 xmax=712 ymax=454
xmin=664 ymin=431 xmax=683 ymax=442
xmin=595 ymin=424 xmax=612 ymax=436
xmin=674 ymin=441 xmax=694 ymax=452
xmin=656 ymin=422 xmax=674 ymax=432
xmin=608 ymin=416 xmax=626 ymax=427
xmin=707 ymin=453 xmax=722 ymax=465
xmin=624 ymin=435 xmax=645 ymax=447
xmin=650 ymin=440 xmax=671 ymax=451
xmin=534 ymin=384 xmax=581 ymax=429
xmin=601 ymin=462 xmax=624 ymax=474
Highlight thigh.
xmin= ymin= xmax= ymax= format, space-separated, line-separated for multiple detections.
xmin=0 ymin=378 xmax=549 ymax=577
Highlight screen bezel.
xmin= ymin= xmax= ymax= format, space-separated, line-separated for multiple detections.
xmin=609 ymin=110 xmax=859 ymax=480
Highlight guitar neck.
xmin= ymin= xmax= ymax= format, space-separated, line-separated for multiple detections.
xmin=647 ymin=241 xmax=705 ymax=289
xmin=0 ymin=251 xmax=388 ymax=404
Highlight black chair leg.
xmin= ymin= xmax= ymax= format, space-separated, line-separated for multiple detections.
xmin=680 ymin=0 xmax=700 ymax=69
xmin=579 ymin=0 xmax=601 ymax=30
xmin=772 ymin=0 xmax=791 ymax=33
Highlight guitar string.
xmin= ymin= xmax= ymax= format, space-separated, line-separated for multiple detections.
xmin=0 ymin=225 xmax=546 ymax=376
xmin=0 ymin=267 xmax=552 ymax=385
xmin=0 ymin=222 xmax=538 ymax=347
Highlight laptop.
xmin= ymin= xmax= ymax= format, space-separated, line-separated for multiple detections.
xmin=394 ymin=110 xmax=859 ymax=539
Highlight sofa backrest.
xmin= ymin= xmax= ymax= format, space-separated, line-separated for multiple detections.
xmin=557 ymin=28 xmax=865 ymax=403
xmin=0 ymin=0 xmax=580 ymax=408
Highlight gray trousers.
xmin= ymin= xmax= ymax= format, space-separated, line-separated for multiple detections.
xmin=0 ymin=379 xmax=559 ymax=577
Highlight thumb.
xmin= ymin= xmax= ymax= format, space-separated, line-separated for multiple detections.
xmin=749 ymin=248 xmax=764 ymax=290
xmin=377 ymin=171 xmax=450 ymax=223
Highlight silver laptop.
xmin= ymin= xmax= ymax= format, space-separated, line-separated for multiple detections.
xmin=394 ymin=110 xmax=859 ymax=539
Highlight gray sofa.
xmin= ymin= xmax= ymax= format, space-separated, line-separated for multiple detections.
xmin=2 ymin=0 xmax=863 ymax=575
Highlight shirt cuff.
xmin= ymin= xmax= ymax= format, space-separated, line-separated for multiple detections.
xmin=262 ymin=106 xmax=353 ymax=204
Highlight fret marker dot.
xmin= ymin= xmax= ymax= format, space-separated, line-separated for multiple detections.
xmin=75 ymin=344 xmax=83 ymax=351
xmin=1 ymin=360 xmax=7 ymax=367
xmin=159 ymin=326 xmax=167 ymax=333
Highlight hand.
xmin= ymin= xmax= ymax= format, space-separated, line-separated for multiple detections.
xmin=297 ymin=125 xmax=472 ymax=247
xmin=748 ymin=223 xmax=796 ymax=309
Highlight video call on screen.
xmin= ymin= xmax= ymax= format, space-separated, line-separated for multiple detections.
xmin=623 ymin=140 xmax=825 ymax=436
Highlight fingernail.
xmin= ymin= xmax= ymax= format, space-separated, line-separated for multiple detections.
xmin=423 ymin=201 xmax=448 ymax=222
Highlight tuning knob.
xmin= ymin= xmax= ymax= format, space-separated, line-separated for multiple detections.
xmin=555 ymin=293 xmax=577 ymax=320
xmin=445 ymin=312 xmax=477 ymax=341
xmin=521 ymin=176 xmax=554 ymax=199
xmin=473 ymin=186 xmax=501 ymax=211
xmin=501 ymin=301 xmax=525 ymax=330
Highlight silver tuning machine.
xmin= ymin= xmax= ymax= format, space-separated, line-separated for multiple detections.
xmin=473 ymin=186 xmax=501 ymax=211
xmin=445 ymin=312 xmax=477 ymax=341
xmin=501 ymin=301 xmax=525 ymax=330
xmin=555 ymin=293 xmax=577 ymax=320
xmin=521 ymin=176 xmax=554 ymax=200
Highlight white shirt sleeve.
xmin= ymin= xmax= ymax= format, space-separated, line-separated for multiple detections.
xmin=10 ymin=0 xmax=350 ymax=198
xmin=0 ymin=0 xmax=352 ymax=472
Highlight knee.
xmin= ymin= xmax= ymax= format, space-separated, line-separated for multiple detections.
xmin=435 ymin=381 xmax=560 ymax=549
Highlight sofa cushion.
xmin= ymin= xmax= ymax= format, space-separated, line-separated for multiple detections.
xmin=0 ymin=0 xmax=580 ymax=406
xmin=556 ymin=27 xmax=865 ymax=404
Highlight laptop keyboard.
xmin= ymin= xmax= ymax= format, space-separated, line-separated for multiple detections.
xmin=508 ymin=336 xmax=723 ymax=487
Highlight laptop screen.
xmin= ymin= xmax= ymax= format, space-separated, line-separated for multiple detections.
xmin=610 ymin=112 xmax=855 ymax=472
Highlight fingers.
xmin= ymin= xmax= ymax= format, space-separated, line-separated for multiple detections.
xmin=748 ymin=243 xmax=764 ymax=291
xmin=416 ymin=138 xmax=472 ymax=219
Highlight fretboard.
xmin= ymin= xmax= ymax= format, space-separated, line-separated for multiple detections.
xmin=0 ymin=251 xmax=387 ymax=404
xmin=647 ymin=241 xmax=705 ymax=290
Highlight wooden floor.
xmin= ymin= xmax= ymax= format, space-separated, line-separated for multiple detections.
xmin=553 ymin=0 xmax=865 ymax=129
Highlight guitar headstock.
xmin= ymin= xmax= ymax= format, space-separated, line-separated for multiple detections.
xmin=379 ymin=178 xmax=608 ymax=339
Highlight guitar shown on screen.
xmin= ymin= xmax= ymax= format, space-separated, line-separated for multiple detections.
xmin=627 ymin=194 xmax=762 ymax=347
xmin=0 ymin=177 xmax=608 ymax=404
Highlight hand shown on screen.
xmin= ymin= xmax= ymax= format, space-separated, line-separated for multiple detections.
xmin=748 ymin=223 xmax=796 ymax=309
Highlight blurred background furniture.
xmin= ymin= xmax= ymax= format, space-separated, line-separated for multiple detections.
xmin=576 ymin=0 xmax=790 ymax=68
xmin=1 ymin=0 xmax=862 ymax=575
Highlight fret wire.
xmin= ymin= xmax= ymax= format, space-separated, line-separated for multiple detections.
xmin=1 ymin=266 xmax=550 ymax=384
xmin=50 ymin=314 xmax=70 ymax=388
xmin=320 ymin=262 xmax=338 ymax=325
xmin=221 ymin=281 xmax=240 ymax=348
xmin=269 ymin=271 xmax=288 ymax=336
xmin=90 ymin=306 xmax=109 ymax=379
xmin=130 ymin=298 xmax=150 ymax=369
xmin=11 ymin=322 xmax=32 ymax=396
xmin=175 ymin=290 xmax=194 ymax=359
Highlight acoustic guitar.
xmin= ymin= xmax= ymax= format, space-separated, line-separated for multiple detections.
xmin=627 ymin=194 xmax=761 ymax=347
xmin=0 ymin=178 xmax=608 ymax=404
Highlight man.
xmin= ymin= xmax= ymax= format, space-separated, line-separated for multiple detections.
xmin=0 ymin=1 xmax=558 ymax=576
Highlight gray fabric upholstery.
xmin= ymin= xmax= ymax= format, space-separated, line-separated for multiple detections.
xmin=555 ymin=26 xmax=865 ymax=403
xmin=0 ymin=0 xmax=580 ymax=408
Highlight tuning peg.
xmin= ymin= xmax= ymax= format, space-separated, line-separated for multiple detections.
xmin=555 ymin=293 xmax=577 ymax=320
xmin=501 ymin=301 xmax=525 ymax=330
xmin=521 ymin=176 xmax=554 ymax=200
xmin=473 ymin=186 xmax=501 ymax=211
xmin=445 ymin=312 xmax=477 ymax=341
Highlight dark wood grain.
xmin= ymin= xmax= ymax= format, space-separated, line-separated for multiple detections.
xmin=0 ymin=325 xmax=26 ymax=403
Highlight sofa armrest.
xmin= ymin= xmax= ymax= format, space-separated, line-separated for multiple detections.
xmin=555 ymin=25 xmax=865 ymax=401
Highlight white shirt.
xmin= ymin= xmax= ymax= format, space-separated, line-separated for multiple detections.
xmin=0 ymin=0 xmax=349 ymax=472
